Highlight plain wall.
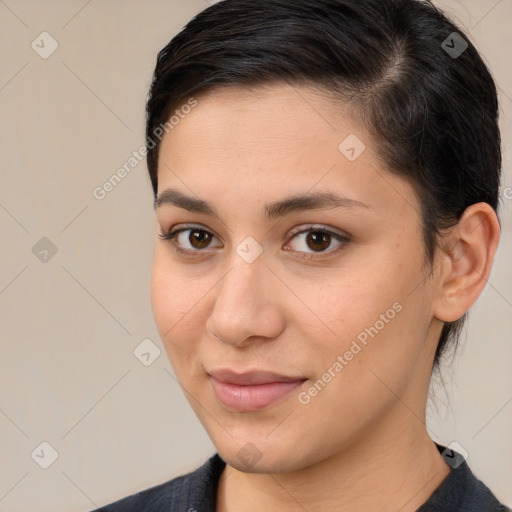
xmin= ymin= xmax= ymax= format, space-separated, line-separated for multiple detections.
xmin=0 ymin=1 xmax=510 ymax=510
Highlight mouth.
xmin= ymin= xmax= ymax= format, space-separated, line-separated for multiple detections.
xmin=208 ymin=368 xmax=307 ymax=412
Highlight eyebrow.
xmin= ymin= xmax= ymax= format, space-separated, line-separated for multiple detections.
xmin=155 ymin=188 xmax=370 ymax=220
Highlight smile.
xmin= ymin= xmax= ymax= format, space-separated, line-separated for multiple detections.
xmin=208 ymin=373 xmax=307 ymax=412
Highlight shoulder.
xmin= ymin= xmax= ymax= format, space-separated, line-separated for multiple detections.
xmin=418 ymin=444 xmax=510 ymax=512
xmin=89 ymin=453 xmax=225 ymax=512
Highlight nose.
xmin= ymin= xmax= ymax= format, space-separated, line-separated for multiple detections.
xmin=206 ymin=256 xmax=285 ymax=348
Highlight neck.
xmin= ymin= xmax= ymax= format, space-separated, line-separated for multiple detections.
xmin=216 ymin=407 xmax=450 ymax=512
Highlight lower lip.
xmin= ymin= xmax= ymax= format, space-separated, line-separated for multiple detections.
xmin=209 ymin=376 xmax=306 ymax=412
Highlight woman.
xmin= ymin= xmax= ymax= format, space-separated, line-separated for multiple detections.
xmin=92 ymin=0 xmax=509 ymax=510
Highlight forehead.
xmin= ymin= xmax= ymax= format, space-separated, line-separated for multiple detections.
xmin=159 ymin=84 xmax=361 ymax=183
xmin=156 ymin=83 xmax=420 ymax=224
xmin=163 ymin=83 xmax=351 ymax=150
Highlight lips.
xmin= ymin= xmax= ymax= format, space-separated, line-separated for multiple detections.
xmin=208 ymin=368 xmax=305 ymax=385
xmin=208 ymin=368 xmax=307 ymax=412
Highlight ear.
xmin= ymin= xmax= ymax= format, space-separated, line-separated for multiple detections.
xmin=433 ymin=202 xmax=501 ymax=323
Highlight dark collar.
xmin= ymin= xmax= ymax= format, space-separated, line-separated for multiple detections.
xmin=188 ymin=442 xmax=508 ymax=512
xmin=95 ymin=442 xmax=508 ymax=511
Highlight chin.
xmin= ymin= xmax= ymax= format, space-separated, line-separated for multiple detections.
xmin=222 ymin=451 xmax=291 ymax=474
xmin=215 ymin=436 xmax=313 ymax=474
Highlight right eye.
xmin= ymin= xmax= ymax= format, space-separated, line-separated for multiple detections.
xmin=158 ymin=224 xmax=223 ymax=255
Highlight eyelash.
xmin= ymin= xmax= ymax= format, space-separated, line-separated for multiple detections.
xmin=158 ymin=223 xmax=350 ymax=260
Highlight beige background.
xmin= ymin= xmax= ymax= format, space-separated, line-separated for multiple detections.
xmin=0 ymin=1 xmax=510 ymax=510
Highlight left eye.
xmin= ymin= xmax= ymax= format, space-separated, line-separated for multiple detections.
xmin=285 ymin=226 xmax=347 ymax=255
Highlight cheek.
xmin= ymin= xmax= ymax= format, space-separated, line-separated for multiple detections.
xmin=314 ymin=251 xmax=426 ymax=364
xmin=324 ymin=274 xmax=431 ymax=400
xmin=313 ymin=272 xmax=391 ymax=341
xmin=150 ymin=251 xmax=206 ymax=360
xmin=296 ymin=294 xmax=424 ymax=431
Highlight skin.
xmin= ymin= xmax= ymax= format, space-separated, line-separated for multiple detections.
xmin=150 ymin=83 xmax=500 ymax=511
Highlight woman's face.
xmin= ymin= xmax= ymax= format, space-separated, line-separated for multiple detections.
xmin=151 ymin=83 xmax=442 ymax=473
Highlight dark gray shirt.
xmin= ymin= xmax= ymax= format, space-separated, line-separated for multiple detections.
xmin=91 ymin=443 xmax=510 ymax=511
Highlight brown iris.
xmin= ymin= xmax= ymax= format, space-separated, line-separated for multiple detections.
xmin=305 ymin=231 xmax=331 ymax=252
xmin=189 ymin=229 xmax=212 ymax=249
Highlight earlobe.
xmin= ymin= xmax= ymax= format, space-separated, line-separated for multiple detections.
xmin=433 ymin=203 xmax=501 ymax=323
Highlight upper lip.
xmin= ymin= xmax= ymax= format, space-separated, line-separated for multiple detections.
xmin=208 ymin=368 xmax=306 ymax=386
